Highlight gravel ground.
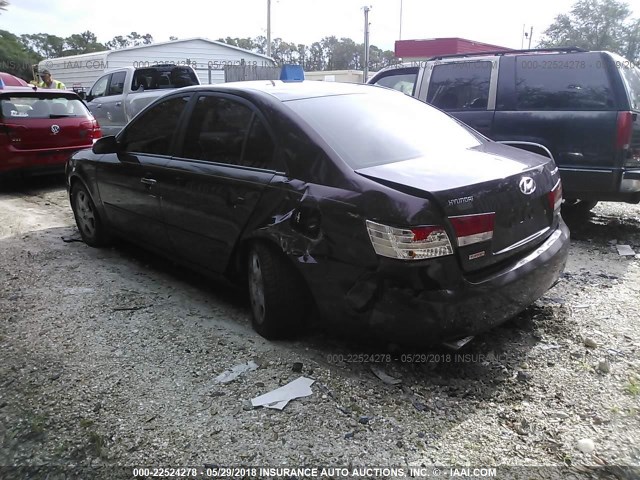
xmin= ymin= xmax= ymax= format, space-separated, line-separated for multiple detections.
xmin=1 ymin=177 xmax=639 ymax=480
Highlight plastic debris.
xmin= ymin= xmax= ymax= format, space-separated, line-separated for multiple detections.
xmin=214 ymin=361 xmax=258 ymax=384
xmin=251 ymin=376 xmax=314 ymax=410
xmin=616 ymin=245 xmax=636 ymax=256
xmin=370 ymin=365 xmax=402 ymax=385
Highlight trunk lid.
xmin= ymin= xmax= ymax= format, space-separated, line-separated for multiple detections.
xmin=356 ymin=143 xmax=559 ymax=272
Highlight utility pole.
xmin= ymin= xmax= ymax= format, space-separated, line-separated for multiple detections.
xmin=267 ymin=0 xmax=272 ymax=58
xmin=363 ymin=6 xmax=370 ymax=83
xmin=528 ymin=26 xmax=533 ymax=49
xmin=521 ymin=24 xmax=525 ymax=49
xmin=399 ymin=0 xmax=403 ymax=40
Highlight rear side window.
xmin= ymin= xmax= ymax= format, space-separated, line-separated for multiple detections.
xmin=372 ymin=68 xmax=418 ymax=95
xmin=515 ymin=54 xmax=615 ymax=110
xmin=427 ymin=62 xmax=492 ymax=110
xmin=618 ymin=64 xmax=640 ymax=110
xmin=181 ymin=95 xmax=276 ymax=168
xmin=108 ymin=71 xmax=126 ymax=95
xmin=1 ymin=95 xmax=92 ymax=119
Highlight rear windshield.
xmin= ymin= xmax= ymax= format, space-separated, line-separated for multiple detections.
xmin=132 ymin=66 xmax=199 ymax=90
xmin=515 ymin=53 xmax=615 ymax=110
xmin=285 ymin=90 xmax=482 ymax=169
xmin=1 ymin=95 xmax=92 ymax=119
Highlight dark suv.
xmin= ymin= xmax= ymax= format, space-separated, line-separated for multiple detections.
xmin=370 ymin=48 xmax=640 ymax=212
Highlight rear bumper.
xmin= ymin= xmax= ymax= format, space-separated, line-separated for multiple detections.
xmin=309 ymin=221 xmax=570 ymax=346
xmin=560 ymin=167 xmax=640 ymax=203
xmin=0 ymin=147 xmax=88 ymax=175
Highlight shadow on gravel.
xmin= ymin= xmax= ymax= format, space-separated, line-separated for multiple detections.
xmin=0 ymin=173 xmax=66 ymax=195
xmin=563 ymin=207 xmax=640 ymax=244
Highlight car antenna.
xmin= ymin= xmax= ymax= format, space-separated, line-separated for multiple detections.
xmin=270 ymin=79 xmax=276 ymax=86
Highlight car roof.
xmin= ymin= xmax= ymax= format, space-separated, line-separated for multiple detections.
xmin=0 ymin=86 xmax=82 ymax=98
xmin=374 ymin=48 xmax=611 ymax=75
xmin=175 ymin=80 xmax=384 ymax=102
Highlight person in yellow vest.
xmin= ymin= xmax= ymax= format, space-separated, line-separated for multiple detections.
xmin=37 ymin=69 xmax=65 ymax=89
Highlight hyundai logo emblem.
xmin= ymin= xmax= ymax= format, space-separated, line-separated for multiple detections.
xmin=51 ymin=125 xmax=60 ymax=134
xmin=519 ymin=177 xmax=536 ymax=195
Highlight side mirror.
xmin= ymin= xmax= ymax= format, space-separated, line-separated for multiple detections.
xmin=92 ymin=135 xmax=119 ymax=155
xmin=77 ymin=91 xmax=86 ymax=100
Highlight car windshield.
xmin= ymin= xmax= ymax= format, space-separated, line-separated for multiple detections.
xmin=285 ymin=90 xmax=483 ymax=169
xmin=0 ymin=95 xmax=92 ymax=119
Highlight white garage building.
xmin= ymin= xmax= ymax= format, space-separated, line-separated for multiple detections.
xmin=38 ymin=37 xmax=276 ymax=90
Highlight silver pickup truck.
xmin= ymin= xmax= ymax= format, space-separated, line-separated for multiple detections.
xmin=84 ymin=65 xmax=199 ymax=136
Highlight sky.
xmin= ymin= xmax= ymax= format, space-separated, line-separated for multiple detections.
xmin=1 ymin=0 xmax=638 ymax=53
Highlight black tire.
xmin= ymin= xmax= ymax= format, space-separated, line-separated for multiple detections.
xmin=562 ymin=199 xmax=598 ymax=215
xmin=246 ymin=242 xmax=310 ymax=339
xmin=71 ymin=182 xmax=111 ymax=247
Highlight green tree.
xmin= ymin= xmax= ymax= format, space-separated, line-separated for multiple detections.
xmin=20 ymin=33 xmax=65 ymax=58
xmin=64 ymin=31 xmax=105 ymax=56
xmin=105 ymin=32 xmax=154 ymax=50
xmin=0 ymin=29 xmax=41 ymax=80
xmin=539 ymin=0 xmax=639 ymax=61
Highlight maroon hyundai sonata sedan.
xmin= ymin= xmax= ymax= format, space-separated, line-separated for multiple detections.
xmin=66 ymin=80 xmax=569 ymax=346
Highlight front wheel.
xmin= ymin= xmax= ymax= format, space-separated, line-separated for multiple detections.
xmin=71 ymin=183 xmax=111 ymax=247
xmin=247 ymin=243 xmax=310 ymax=339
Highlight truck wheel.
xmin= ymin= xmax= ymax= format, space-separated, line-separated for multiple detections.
xmin=71 ymin=183 xmax=111 ymax=247
xmin=247 ymin=242 xmax=309 ymax=339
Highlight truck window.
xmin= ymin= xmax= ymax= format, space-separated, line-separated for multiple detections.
xmin=373 ymin=68 xmax=418 ymax=96
xmin=90 ymin=74 xmax=109 ymax=99
xmin=618 ymin=63 xmax=640 ymax=111
xmin=427 ymin=62 xmax=492 ymax=111
xmin=108 ymin=71 xmax=126 ymax=95
xmin=515 ymin=53 xmax=615 ymax=110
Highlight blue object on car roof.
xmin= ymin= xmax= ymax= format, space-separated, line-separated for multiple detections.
xmin=280 ymin=65 xmax=304 ymax=82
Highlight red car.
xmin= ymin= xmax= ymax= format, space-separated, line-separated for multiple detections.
xmin=0 ymin=82 xmax=101 ymax=176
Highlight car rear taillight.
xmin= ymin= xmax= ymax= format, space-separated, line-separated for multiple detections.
xmin=81 ymin=119 xmax=102 ymax=141
xmin=615 ymin=111 xmax=633 ymax=150
xmin=366 ymin=220 xmax=454 ymax=260
xmin=449 ymin=213 xmax=495 ymax=246
xmin=548 ymin=180 xmax=563 ymax=213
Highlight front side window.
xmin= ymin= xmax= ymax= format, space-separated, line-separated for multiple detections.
xmin=427 ymin=62 xmax=492 ymax=110
xmin=515 ymin=53 xmax=615 ymax=110
xmin=181 ymin=95 xmax=254 ymax=165
xmin=122 ymin=95 xmax=190 ymax=155
xmin=373 ymin=68 xmax=419 ymax=96
xmin=90 ymin=74 xmax=109 ymax=99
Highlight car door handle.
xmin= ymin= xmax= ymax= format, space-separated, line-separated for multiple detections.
xmin=140 ymin=177 xmax=157 ymax=186
xmin=95 ymin=104 xmax=102 ymax=108
xmin=115 ymin=102 xmax=122 ymax=107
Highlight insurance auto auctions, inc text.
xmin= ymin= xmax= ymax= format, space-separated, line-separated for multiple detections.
xmin=210 ymin=466 xmax=498 ymax=478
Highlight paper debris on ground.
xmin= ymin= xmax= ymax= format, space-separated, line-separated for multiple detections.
xmin=616 ymin=245 xmax=636 ymax=256
xmin=251 ymin=376 xmax=314 ymax=410
xmin=214 ymin=361 xmax=258 ymax=384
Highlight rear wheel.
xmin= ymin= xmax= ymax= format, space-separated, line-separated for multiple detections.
xmin=71 ymin=183 xmax=110 ymax=247
xmin=247 ymin=242 xmax=309 ymax=339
